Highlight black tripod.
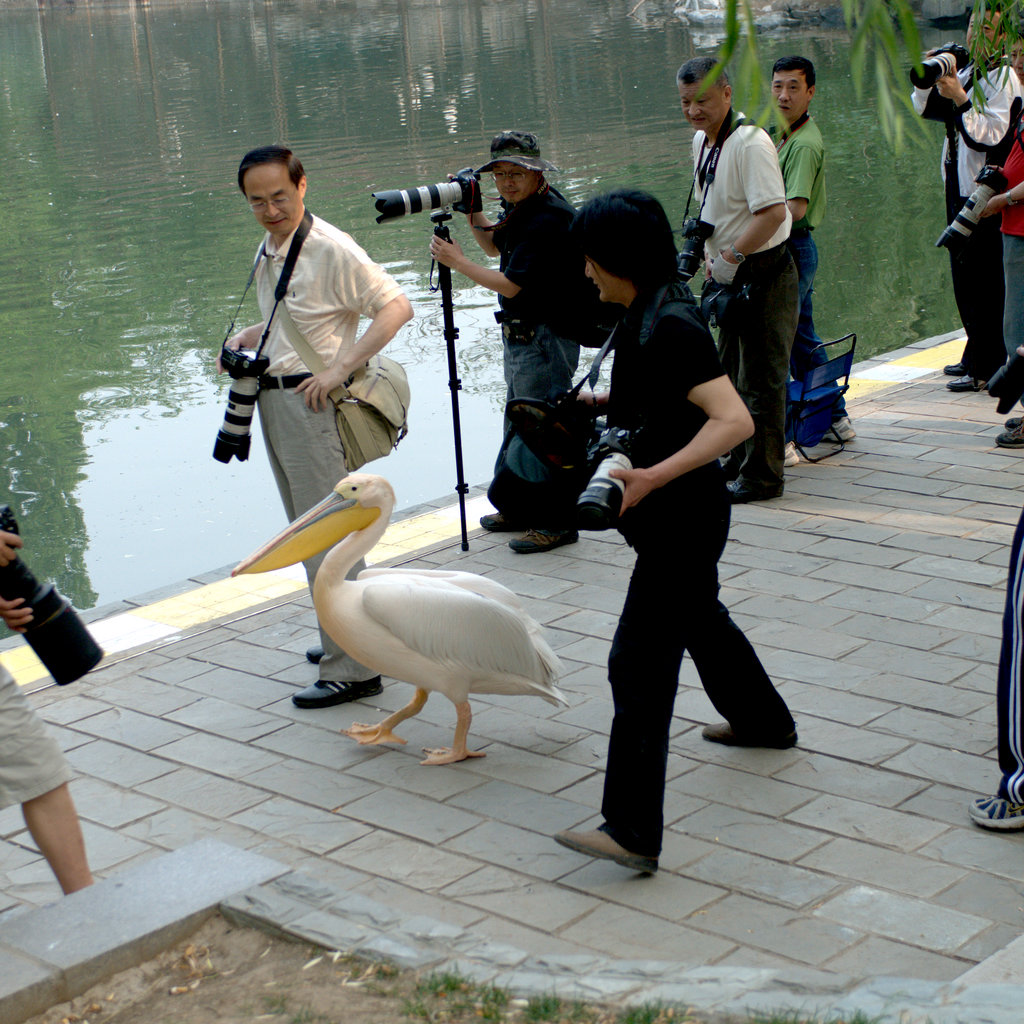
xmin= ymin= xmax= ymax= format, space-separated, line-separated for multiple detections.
xmin=430 ymin=209 xmax=470 ymax=551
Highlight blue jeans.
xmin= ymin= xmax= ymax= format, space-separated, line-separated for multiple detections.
xmin=787 ymin=231 xmax=846 ymax=425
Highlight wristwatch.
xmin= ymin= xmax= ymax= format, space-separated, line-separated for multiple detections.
xmin=727 ymin=244 xmax=746 ymax=263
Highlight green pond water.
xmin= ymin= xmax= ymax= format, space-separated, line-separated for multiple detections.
xmin=0 ymin=0 xmax=964 ymax=613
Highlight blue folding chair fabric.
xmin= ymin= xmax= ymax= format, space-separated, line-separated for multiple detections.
xmin=786 ymin=334 xmax=856 ymax=461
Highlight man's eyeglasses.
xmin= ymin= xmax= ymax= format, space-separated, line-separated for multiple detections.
xmin=492 ymin=170 xmax=529 ymax=183
xmin=247 ymin=194 xmax=295 ymax=212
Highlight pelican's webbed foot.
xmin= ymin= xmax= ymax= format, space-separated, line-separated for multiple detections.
xmin=343 ymin=722 xmax=408 ymax=746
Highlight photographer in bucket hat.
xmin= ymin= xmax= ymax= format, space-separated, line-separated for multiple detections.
xmin=430 ymin=130 xmax=581 ymax=554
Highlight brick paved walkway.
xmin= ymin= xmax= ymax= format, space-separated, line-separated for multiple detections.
xmin=3 ymin=333 xmax=1023 ymax=987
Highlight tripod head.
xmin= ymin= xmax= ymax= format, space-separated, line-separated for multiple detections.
xmin=431 ymin=207 xmax=454 ymax=241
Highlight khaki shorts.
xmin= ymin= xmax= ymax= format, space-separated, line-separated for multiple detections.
xmin=0 ymin=665 xmax=71 ymax=809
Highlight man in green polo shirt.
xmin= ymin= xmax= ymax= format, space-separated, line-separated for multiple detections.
xmin=773 ymin=56 xmax=854 ymax=467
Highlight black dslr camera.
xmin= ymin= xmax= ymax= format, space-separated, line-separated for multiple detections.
xmin=910 ymin=42 xmax=970 ymax=89
xmin=0 ymin=507 xmax=103 ymax=685
xmin=677 ymin=217 xmax=715 ymax=282
xmin=212 ymin=346 xmax=270 ymax=464
xmin=937 ymin=165 xmax=1007 ymax=255
xmin=577 ymin=426 xmax=635 ymax=531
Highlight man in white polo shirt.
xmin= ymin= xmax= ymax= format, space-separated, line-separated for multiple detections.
xmin=221 ymin=146 xmax=413 ymax=709
xmin=678 ymin=57 xmax=798 ymax=503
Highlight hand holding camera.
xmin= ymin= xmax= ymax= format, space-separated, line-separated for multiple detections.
xmin=0 ymin=508 xmax=103 ymax=683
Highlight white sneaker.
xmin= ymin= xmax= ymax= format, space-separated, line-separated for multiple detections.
xmin=784 ymin=441 xmax=800 ymax=468
xmin=831 ymin=416 xmax=856 ymax=442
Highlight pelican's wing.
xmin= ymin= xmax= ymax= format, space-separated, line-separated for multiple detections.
xmin=361 ymin=581 xmax=561 ymax=686
xmin=357 ymin=567 xmax=528 ymax=611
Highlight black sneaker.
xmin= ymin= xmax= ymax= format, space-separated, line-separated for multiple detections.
xmin=292 ymin=677 xmax=383 ymax=709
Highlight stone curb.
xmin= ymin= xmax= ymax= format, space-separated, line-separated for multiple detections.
xmin=0 ymin=839 xmax=286 ymax=1023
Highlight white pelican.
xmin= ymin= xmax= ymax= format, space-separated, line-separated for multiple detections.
xmin=233 ymin=474 xmax=567 ymax=765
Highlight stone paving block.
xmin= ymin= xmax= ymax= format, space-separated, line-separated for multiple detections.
xmin=674 ymin=804 xmax=828 ymax=861
xmin=831 ymin=611 xmax=964 ymax=653
xmin=84 ymin=674 xmax=202 ymax=716
xmin=686 ymin=892 xmax=858 ymax=966
xmin=165 ymin=695 xmax=288 ymax=742
xmin=907 ymin=577 xmax=1006 ymax=613
xmin=685 ymin=846 xmax=840 ymax=909
xmin=558 ymin=859 xmax=725 ymax=922
xmin=255 ymin=719 xmax=396 ymax=772
xmin=121 ymin=806 xmax=261 ymax=852
xmin=745 ymin=620 xmax=868 ymax=660
xmin=897 ymin=781 xmax=993 ymax=829
xmin=871 ymin=705 xmax=993 ymax=755
xmin=0 ymin=947 xmax=62 ymax=1024
xmin=811 ymin=559 xmax=936 ymax=595
xmin=843 ymin=640 xmax=977 ymax=686
xmin=447 ymin=779 xmax=592 ymax=834
xmin=351 ymin=876 xmax=488 ymax=930
xmin=0 ymin=839 xmax=285 ymax=1000
xmin=881 ymin=743 xmax=994 ymax=794
xmin=244 ymin=758 xmax=383 ymax=811
xmin=441 ymin=864 xmax=602 ymax=933
xmin=31 ymin=693 xmax=110 ymax=726
xmin=792 ymin=717 xmax=913 ymax=764
xmin=356 ymin=930 xmax=446 ymax=968
xmin=452 ymin=744 xmax=594 ymax=795
xmin=330 ymin=831 xmax=480 ymax=892
xmin=666 ymin=763 xmax=815 ymax=819
xmin=445 ymin=820 xmax=584 ymax=882
xmin=72 ymin=706 xmax=193 ymax=751
xmin=560 ymin=902 xmax=736 ymax=962
xmin=729 ymin=592 xmax=854 ymax=631
xmin=154 ymin=731 xmax=286 ymax=779
xmin=814 ymin=885 xmax=989 ymax=955
xmin=899 ymin=554 xmax=1007 ymax=588
xmin=135 ymin=765 xmax=271 ymax=817
xmin=342 ymin=788 xmax=482 ymax=845
xmin=65 ymin=738 xmax=176 ymax=788
xmin=931 ymin=872 xmax=1024 ymax=930
xmin=851 ymin=673 xmax=989 ymax=718
xmin=918 ymin=827 xmax=1024 ymax=882
xmin=797 ymin=836 xmax=968 ymax=898
xmin=823 ymin=936 xmax=971 ymax=981
xmin=785 ymin=792 xmax=949 ymax=851
xmin=769 ymin=682 xmax=892 ymax=730
xmin=228 ymin=796 xmax=372 ymax=855
xmin=726 ymin=567 xmax=844 ymax=604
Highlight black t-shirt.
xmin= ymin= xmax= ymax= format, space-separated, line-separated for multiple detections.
xmin=493 ymin=185 xmax=577 ymax=327
xmin=607 ymin=283 xmax=728 ymax=545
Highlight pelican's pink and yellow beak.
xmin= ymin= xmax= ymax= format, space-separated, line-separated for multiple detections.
xmin=233 ymin=479 xmax=381 ymax=575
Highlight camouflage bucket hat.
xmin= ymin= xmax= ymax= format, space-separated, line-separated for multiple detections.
xmin=476 ymin=130 xmax=558 ymax=173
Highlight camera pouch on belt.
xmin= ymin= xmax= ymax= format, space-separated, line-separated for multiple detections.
xmin=700 ymin=279 xmax=752 ymax=332
xmin=495 ymin=312 xmax=535 ymax=345
xmin=275 ymin=304 xmax=411 ymax=472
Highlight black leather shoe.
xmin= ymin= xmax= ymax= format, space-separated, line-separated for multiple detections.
xmin=292 ymin=677 xmax=383 ymax=709
xmin=946 ymin=374 xmax=983 ymax=392
xmin=306 ymin=645 xmax=324 ymax=664
xmin=943 ymin=361 xmax=966 ymax=376
xmin=727 ymin=480 xmax=783 ymax=504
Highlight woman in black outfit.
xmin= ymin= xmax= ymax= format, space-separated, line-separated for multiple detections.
xmin=554 ymin=190 xmax=796 ymax=874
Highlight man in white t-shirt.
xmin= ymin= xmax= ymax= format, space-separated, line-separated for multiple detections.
xmin=678 ymin=57 xmax=798 ymax=503
xmin=221 ymin=146 xmax=413 ymax=709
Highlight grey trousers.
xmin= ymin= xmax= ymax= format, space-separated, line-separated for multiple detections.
xmin=257 ymin=388 xmax=377 ymax=683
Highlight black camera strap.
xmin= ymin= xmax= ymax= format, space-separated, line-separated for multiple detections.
xmin=254 ymin=210 xmax=314 ymax=358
